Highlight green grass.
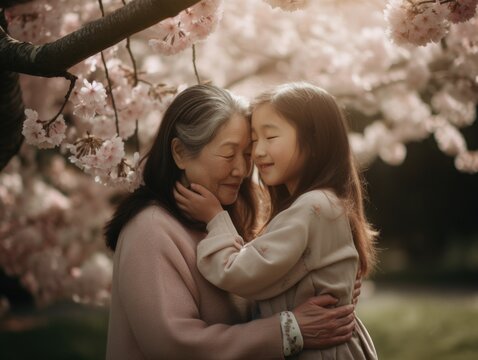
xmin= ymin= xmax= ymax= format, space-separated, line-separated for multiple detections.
xmin=1 ymin=289 xmax=478 ymax=359
xmin=0 ymin=303 xmax=108 ymax=360
xmin=357 ymin=289 xmax=478 ymax=360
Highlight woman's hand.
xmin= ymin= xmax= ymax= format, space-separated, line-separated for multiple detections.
xmin=174 ymin=182 xmax=223 ymax=223
xmin=292 ymin=294 xmax=355 ymax=349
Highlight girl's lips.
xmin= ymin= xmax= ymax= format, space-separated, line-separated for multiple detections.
xmin=258 ymin=163 xmax=273 ymax=171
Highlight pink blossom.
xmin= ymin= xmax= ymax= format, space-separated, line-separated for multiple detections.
xmin=67 ymin=134 xmax=124 ymax=176
xmin=149 ymin=0 xmax=222 ymax=55
xmin=191 ymin=0 xmax=222 ymax=17
xmin=434 ymin=124 xmax=467 ymax=156
xmin=22 ymin=109 xmax=47 ymax=144
xmin=379 ymin=142 xmax=407 ymax=166
xmin=45 ymin=115 xmax=67 ymax=147
xmin=149 ymin=18 xmax=192 ymax=55
xmin=95 ymin=136 xmax=125 ymax=170
xmin=447 ymin=0 xmax=478 ymax=23
xmin=431 ymin=90 xmax=476 ymax=127
xmin=73 ymin=103 xmax=96 ymax=120
xmin=77 ymin=253 xmax=113 ymax=295
xmin=72 ymin=79 xmax=108 ymax=120
xmin=5 ymin=1 xmax=56 ymax=43
xmin=264 ymin=0 xmax=309 ymax=12
xmin=91 ymin=115 xmax=116 ymax=140
xmin=384 ymin=0 xmax=450 ymax=46
xmin=79 ymin=79 xmax=107 ymax=106
xmin=181 ymin=1 xmax=222 ymax=41
xmin=22 ymin=109 xmax=66 ymax=149
xmin=455 ymin=151 xmax=478 ymax=173
xmin=96 ymin=152 xmax=143 ymax=191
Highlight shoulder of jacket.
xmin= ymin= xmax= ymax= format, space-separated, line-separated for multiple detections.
xmin=294 ymin=190 xmax=344 ymax=218
xmin=127 ymin=205 xmax=185 ymax=241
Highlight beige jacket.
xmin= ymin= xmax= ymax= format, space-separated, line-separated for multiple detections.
xmin=197 ymin=190 xmax=378 ymax=359
xmin=106 ymin=205 xmax=283 ymax=360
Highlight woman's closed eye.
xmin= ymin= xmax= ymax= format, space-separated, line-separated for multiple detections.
xmin=221 ymin=154 xmax=235 ymax=160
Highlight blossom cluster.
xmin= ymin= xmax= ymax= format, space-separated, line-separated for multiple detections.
xmin=0 ymin=154 xmax=114 ymax=308
xmin=5 ymin=0 xmax=101 ymax=44
xmin=22 ymin=109 xmax=66 ymax=149
xmin=66 ymin=134 xmax=142 ymax=190
xmin=149 ymin=0 xmax=223 ymax=55
xmin=384 ymin=0 xmax=478 ymax=47
xmin=263 ymin=0 xmax=310 ymax=12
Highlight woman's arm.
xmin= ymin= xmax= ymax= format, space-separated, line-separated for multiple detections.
xmin=293 ymin=294 xmax=356 ymax=349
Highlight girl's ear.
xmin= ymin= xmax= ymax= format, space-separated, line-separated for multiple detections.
xmin=171 ymin=137 xmax=187 ymax=170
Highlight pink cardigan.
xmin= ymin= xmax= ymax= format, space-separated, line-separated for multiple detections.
xmin=106 ymin=205 xmax=284 ymax=360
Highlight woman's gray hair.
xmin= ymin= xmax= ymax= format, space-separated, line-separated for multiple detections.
xmin=173 ymin=85 xmax=250 ymax=157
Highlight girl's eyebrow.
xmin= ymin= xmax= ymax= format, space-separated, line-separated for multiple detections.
xmin=252 ymin=123 xmax=279 ymax=132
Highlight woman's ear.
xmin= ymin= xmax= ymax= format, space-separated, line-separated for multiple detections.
xmin=171 ymin=137 xmax=187 ymax=170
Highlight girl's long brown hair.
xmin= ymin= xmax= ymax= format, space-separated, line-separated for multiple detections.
xmin=253 ymin=82 xmax=377 ymax=276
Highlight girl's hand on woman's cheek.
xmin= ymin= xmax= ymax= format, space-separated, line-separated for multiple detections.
xmin=174 ymin=182 xmax=223 ymax=223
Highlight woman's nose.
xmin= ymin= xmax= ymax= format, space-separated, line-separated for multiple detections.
xmin=231 ymin=156 xmax=247 ymax=178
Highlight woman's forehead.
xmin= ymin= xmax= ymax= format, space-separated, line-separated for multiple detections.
xmin=212 ymin=115 xmax=251 ymax=147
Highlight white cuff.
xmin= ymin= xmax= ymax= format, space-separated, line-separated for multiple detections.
xmin=280 ymin=311 xmax=303 ymax=357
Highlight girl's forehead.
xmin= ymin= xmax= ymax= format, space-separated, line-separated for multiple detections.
xmin=252 ymin=103 xmax=274 ymax=120
xmin=252 ymin=104 xmax=288 ymax=130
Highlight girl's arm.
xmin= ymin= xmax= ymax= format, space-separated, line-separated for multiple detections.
xmin=197 ymin=206 xmax=312 ymax=300
xmin=174 ymin=181 xmax=321 ymax=300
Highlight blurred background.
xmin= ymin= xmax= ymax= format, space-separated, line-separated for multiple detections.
xmin=1 ymin=0 xmax=478 ymax=359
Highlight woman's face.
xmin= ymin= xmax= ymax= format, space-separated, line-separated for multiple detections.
xmin=180 ymin=114 xmax=252 ymax=205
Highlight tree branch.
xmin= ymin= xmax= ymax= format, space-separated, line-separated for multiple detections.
xmin=0 ymin=0 xmax=199 ymax=77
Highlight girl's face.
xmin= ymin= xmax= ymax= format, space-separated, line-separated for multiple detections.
xmin=251 ymin=103 xmax=305 ymax=193
xmin=178 ymin=114 xmax=252 ymax=205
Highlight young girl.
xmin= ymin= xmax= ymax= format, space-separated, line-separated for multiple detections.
xmin=174 ymin=82 xmax=378 ymax=359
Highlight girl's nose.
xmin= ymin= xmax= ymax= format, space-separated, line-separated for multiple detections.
xmin=253 ymin=141 xmax=266 ymax=158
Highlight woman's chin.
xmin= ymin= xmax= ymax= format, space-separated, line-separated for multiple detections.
xmin=218 ymin=194 xmax=238 ymax=206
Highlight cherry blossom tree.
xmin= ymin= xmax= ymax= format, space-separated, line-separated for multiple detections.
xmin=0 ymin=0 xmax=477 ymax=311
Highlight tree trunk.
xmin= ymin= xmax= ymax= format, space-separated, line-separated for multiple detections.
xmin=0 ymin=70 xmax=24 ymax=170
xmin=0 ymin=0 xmax=33 ymax=8
xmin=0 ymin=0 xmax=198 ymax=171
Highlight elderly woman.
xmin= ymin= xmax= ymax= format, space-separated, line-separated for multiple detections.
xmin=104 ymin=85 xmax=357 ymax=360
